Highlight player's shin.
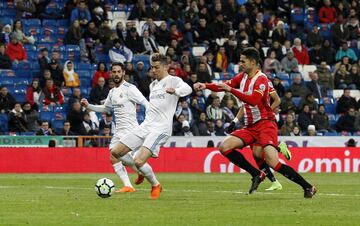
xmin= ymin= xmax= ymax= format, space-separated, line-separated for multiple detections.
xmin=222 ymin=149 xmax=260 ymax=177
xmin=274 ymin=162 xmax=312 ymax=190
xmin=113 ymin=161 xmax=133 ymax=188
xmin=136 ymin=163 xmax=159 ymax=186
xmin=255 ymin=159 xmax=276 ymax=182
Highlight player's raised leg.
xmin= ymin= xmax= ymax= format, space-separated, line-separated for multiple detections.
xmin=218 ymin=135 xmax=265 ymax=194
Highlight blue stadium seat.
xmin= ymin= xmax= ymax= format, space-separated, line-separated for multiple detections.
xmin=291 ymin=8 xmax=305 ymax=25
xmin=27 ymin=51 xmax=38 ymax=61
xmin=51 ymin=119 xmax=65 ymax=133
xmin=42 ymin=19 xmax=58 ymax=27
xmin=58 ymin=19 xmax=69 ymax=27
xmin=14 ymin=69 xmax=30 ymax=78
xmin=13 ymin=61 xmax=31 ymax=70
xmin=319 ymin=23 xmax=331 ymax=39
xmin=0 ymin=69 xmax=15 ymax=77
xmin=24 ymin=44 xmax=37 ymax=51
xmin=39 ymin=111 xmax=55 ymax=122
xmin=13 ymin=77 xmax=30 ymax=86
xmin=0 ymin=77 xmax=14 ymax=86
xmin=13 ymin=93 xmax=26 ymax=103
xmin=80 ymin=79 xmax=91 ymax=88
xmin=276 ymin=72 xmax=289 ymax=80
xmin=325 ymin=104 xmax=336 ymax=114
xmin=292 ymin=97 xmax=302 ymax=107
xmin=0 ymin=18 xmax=13 ymax=26
xmin=0 ymin=113 xmax=9 ymax=133
xmin=77 ymin=62 xmax=92 ymax=70
xmin=77 ymin=70 xmax=92 ymax=79
xmin=324 ymin=131 xmax=338 ymax=136
xmin=281 ymin=80 xmax=290 ymax=89
xmin=2 ymin=9 xmax=16 ymax=17
xmin=31 ymin=62 xmax=40 ymax=70
xmin=23 ymin=19 xmax=41 ymax=27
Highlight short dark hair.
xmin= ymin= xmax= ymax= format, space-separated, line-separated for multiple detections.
xmin=150 ymin=53 xmax=168 ymax=65
xmin=110 ymin=62 xmax=125 ymax=71
xmin=241 ymin=47 xmax=261 ymax=64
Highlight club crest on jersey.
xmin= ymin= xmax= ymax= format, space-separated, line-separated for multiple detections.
xmin=268 ymin=81 xmax=274 ymax=88
xmin=119 ymin=93 xmax=123 ymax=98
xmin=162 ymin=84 xmax=166 ymax=88
xmin=259 ymin=84 xmax=266 ymax=91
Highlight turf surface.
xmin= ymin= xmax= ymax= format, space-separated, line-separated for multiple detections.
xmin=0 ymin=173 xmax=359 ymax=226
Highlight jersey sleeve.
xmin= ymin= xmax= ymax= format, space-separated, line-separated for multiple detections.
xmin=128 ymin=85 xmax=150 ymax=109
xmin=225 ymin=73 xmax=243 ymax=88
xmin=103 ymin=89 xmax=113 ymax=109
xmin=253 ymin=76 xmax=269 ymax=96
xmin=268 ymin=80 xmax=276 ymax=94
xmin=173 ymin=77 xmax=192 ymax=97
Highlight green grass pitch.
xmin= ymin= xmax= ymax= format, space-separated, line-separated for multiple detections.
xmin=0 ymin=173 xmax=359 ymax=226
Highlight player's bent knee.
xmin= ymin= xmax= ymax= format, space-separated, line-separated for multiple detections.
xmin=134 ymin=158 xmax=145 ymax=168
xmin=109 ymin=154 xmax=118 ymax=164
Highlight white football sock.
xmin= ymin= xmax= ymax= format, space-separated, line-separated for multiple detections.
xmin=138 ymin=164 xmax=159 ymax=186
xmin=119 ymin=154 xmax=139 ymax=172
xmin=113 ymin=162 xmax=132 ymax=188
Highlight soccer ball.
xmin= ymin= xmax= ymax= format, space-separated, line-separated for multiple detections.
xmin=95 ymin=178 xmax=115 ymax=198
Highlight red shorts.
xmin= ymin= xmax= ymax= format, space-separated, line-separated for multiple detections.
xmin=231 ymin=120 xmax=278 ymax=148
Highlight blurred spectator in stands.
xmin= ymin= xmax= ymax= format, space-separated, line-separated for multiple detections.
xmin=89 ymin=77 xmax=109 ymax=105
xmin=331 ymin=14 xmax=350 ymax=49
xmin=313 ymin=104 xmax=331 ymax=133
xmin=347 ymin=15 xmax=360 ymax=42
xmin=25 ymin=79 xmax=42 ymax=110
xmin=109 ymin=38 xmax=133 ymax=64
xmin=142 ymin=30 xmax=158 ymax=55
xmin=64 ymin=0 xmax=78 ymax=19
xmin=351 ymin=65 xmax=360 ymax=89
xmin=214 ymin=119 xmax=226 ymax=136
xmin=307 ymin=72 xmax=325 ymax=99
xmin=273 ymin=107 xmax=284 ymax=129
xmin=206 ymin=96 xmax=223 ymax=121
xmin=263 ymin=50 xmax=282 ymax=74
xmin=268 ymin=41 xmax=284 ymax=62
xmin=305 ymin=124 xmax=317 ymax=136
xmin=100 ymin=124 xmax=111 ymax=136
xmin=335 ymin=42 xmax=358 ymax=63
xmin=115 ymin=21 xmax=126 ymax=42
xmin=309 ymin=44 xmax=322 ymax=65
xmin=197 ymin=62 xmax=212 ymax=83
xmin=155 ymin=22 xmax=171 ymax=47
xmin=220 ymin=92 xmax=238 ymax=109
xmin=281 ymin=51 xmax=299 ymax=73
xmin=335 ymin=56 xmax=352 ymax=72
xmin=63 ymin=61 xmax=80 ymax=88
xmin=192 ymin=112 xmax=209 ymax=136
xmin=300 ymin=93 xmax=318 ymax=111
xmin=222 ymin=98 xmax=238 ymax=123
xmin=336 ymin=107 xmax=356 ymax=133
xmin=12 ymin=20 xmax=34 ymax=44
xmin=271 ymin=21 xmax=287 ymax=45
xmin=280 ymin=113 xmax=297 ymax=136
xmin=38 ymin=48 xmax=50 ymax=74
xmin=39 ymin=69 xmax=52 ymax=88
xmin=146 ymin=0 xmax=161 ymax=20
xmin=50 ymin=50 xmax=62 ymax=68
xmin=319 ymin=39 xmax=336 ymax=65
xmin=307 ymin=25 xmax=323 ymax=48
xmin=272 ymin=77 xmax=285 ymax=98
xmin=195 ymin=17 xmax=211 ymax=45
xmin=22 ymin=102 xmax=39 ymax=132
xmin=36 ymin=121 xmax=54 ymax=136
xmin=336 ymin=88 xmax=357 ymax=114
xmin=200 ymin=54 xmax=215 ymax=78
xmin=254 ymin=41 xmax=265 ymax=62
xmin=175 ymin=99 xmax=193 ymax=123
xmin=99 ymin=112 xmax=115 ymax=134
xmin=288 ymin=23 xmax=304 ymax=43
xmin=354 ymin=110 xmax=360 ymax=131
xmin=67 ymin=100 xmax=85 ymax=135
xmin=182 ymin=120 xmax=194 ymax=136
xmin=159 ymin=0 xmax=179 ymax=21
xmin=8 ymin=103 xmax=28 ymax=133
xmin=41 ymin=78 xmax=64 ymax=107
xmin=68 ymin=87 xmax=82 ymax=108
xmin=0 ymin=24 xmax=12 ymax=44
xmin=315 ymin=61 xmax=334 ymax=93
xmin=65 ymin=20 xmax=82 ymax=45
xmin=334 ymin=64 xmax=356 ymax=89
xmin=98 ymin=19 xmax=112 ymax=46
xmin=282 ymin=40 xmax=292 ymax=55
xmin=318 ymin=0 xmax=337 ymax=23
xmin=173 ymin=114 xmax=185 ymax=135
xmin=125 ymin=62 xmax=140 ymax=85
xmin=194 ymin=90 xmax=206 ymax=111
xmin=15 ymin=0 xmax=36 ymax=19
xmin=291 ymin=38 xmax=310 ymax=65
xmin=125 ymin=27 xmax=146 ymax=54
xmin=128 ymin=0 xmax=147 ymax=20
xmin=49 ymin=60 xmax=64 ymax=87
xmin=82 ymin=111 xmax=98 ymax=135
xmin=251 ymin=22 xmax=268 ymax=46
xmin=83 ymin=21 xmax=99 ymax=62
xmin=6 ymin=34 xmax=27 ymax=63
xmin=138 ymin=68 xmax=153 ymax=99
xmin=210 ymin=12 xmax=227 ymax=39
xmin=135 ymin=61 xmax=147 ymax=79
xmin=0 ymin=43 xmax=11 ymax=69
xmin=57 ymin=121 xmax=76 ymax=136
xmin=189 ymin=97 xmax=202 ymax=121
xmin=91 ymin=6 xmax=106 ymax=27
xmin=92 ymin=62 xmax=109 ymax=88
xmin=298 ymin=104 xmax=312 ymax=132
xmin=290 ymin=74 xmax=309 ymax=98
xmin=290 ymin=125 xmax=301 ymax=136
xmin=0 ymin=86 xmax=16 ymax=113
xmin=206 ymin=120 xmax=216 ymax=136
xmin=70 ymin=0 xmax=91 ymax=27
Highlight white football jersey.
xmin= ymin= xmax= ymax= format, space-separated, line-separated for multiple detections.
xmin=104 ymin=81 xmax=149 ymax=133
xmin=140 ymin=75 xmax=192 ymax=135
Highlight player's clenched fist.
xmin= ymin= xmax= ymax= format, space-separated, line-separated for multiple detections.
xmin=193 ymin=82 xmax=206 ymax=91
xmin=81 ymin=98 xmax=89 ymax=107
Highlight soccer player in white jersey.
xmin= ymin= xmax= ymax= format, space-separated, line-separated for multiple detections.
xmin=81 ymin=62 xmax=152 ymax=193
xmin=110 ymin=53 xmax=192 ymax=199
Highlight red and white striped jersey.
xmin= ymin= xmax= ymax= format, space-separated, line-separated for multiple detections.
xmin=226 ymin=70 xmax=275 ymax=126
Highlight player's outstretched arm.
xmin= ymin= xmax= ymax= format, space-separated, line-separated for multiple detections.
xmin=81 ymin=98 xmax=110 ymax=113
xmin=217 ymin=81 xmax=263 ymax=106
xmin=167 ymin=78 xmax=192 ymax=97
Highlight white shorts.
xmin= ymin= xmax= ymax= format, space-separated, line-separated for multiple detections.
xmin=119 ymin=131 xmax=170 ymax=158
xmin=109 ymin=130 xmax=137 ymax=157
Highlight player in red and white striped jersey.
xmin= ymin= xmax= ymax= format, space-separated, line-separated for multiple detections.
xmin=194 ymin=47 xmax=316 ymax=198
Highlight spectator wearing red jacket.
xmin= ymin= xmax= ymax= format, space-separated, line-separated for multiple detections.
xmin=5 ymin=35 xmax=27 ymax=63
xmin=25 ymin=79 xmax=42 ymax=110
xmin=92 ymin=62 xmax=110 ymax=87
xmin=318 ymin=0 xmax=337 ymax=23
xmin=291 ymin=38 xmax=310 ymax=65
xmin=41 ymin=78 xmax=64 ymax=106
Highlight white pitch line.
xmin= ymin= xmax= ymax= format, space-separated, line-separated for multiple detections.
xmin=1 ymin=185 xmax=360 ymax=197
